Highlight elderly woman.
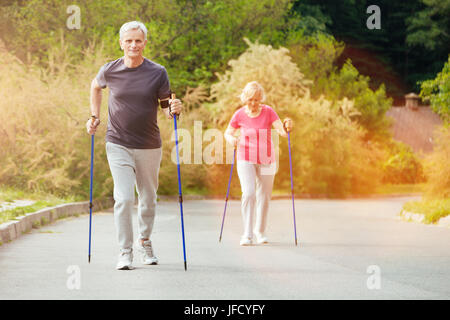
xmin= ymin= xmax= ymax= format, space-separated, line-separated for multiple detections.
xmin=224 ymin=81 xmax=292 ymax=246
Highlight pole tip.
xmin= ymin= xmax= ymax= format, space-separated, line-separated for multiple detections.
xmin=184 ymin=261 xmax=187 ymax=271
xmin=88 ymin=255 xmax=91 ymax=263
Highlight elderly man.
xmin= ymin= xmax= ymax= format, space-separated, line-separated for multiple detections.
xmin=86 ymin=21 xmax=182 ymax=270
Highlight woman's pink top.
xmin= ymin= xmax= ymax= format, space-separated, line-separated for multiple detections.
xmin=229 ymin=104 xmax=280 ymax=164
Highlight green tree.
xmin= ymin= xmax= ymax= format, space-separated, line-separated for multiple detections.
xmin=420 ymin=55 xmax=450 ymax=123
xmin=208 ymin=39 xmax=385 ymax=197
xmin=406 ymin=0 xmax=450 ymax=51
xmin=293 ymin=0 xmax=449 ymax=93
xmin=0 ymin=0 xmax=297 ymax=92
xmin=289 ymin=34 xmax=392 ymax=140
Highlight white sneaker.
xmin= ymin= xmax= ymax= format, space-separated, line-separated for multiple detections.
xmin=255 ymin=233 xmax=268 ymax=244
xmin=240 ymin=237 xmax=252 ymax=246
xmin=116 ymin=249 xmax=134 ymax=270
xmin=136 ymin=239 xmax=158 ymax=265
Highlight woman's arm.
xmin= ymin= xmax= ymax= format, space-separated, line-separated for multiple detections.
xmin=272 ymin=118 xmax=293 ymax=137
xmin=273 ymin=119 xmax=287 ymax=137
xmin=224 ymin=125 xmax=239 ymax=147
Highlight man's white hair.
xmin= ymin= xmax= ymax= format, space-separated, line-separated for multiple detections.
xmin=119 ymin=21 xmax=148 ymax=39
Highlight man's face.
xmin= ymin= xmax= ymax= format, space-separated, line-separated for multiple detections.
xmin=119 ymin=28 xmax=147 ymax=58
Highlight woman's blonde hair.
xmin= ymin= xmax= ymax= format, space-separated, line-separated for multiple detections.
xmin=240 ymin=81 xmax=266 ymax=103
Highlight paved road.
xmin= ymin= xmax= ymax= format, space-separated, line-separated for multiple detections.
xmin=0 ymin=197 xmax=449 ymax=300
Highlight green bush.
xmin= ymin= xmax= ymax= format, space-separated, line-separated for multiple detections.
xmin=208 ymin=39 xmax=385 ymax=197
xmin=0 ymin=42 xmax=114 ymax=199
xmin=0 ymin=0 xmax=296 ymax=93
xmin=420 ymin=55 xmax=450 ymax=123
xmin=423 ymin=127 xmax=450 ymax=199
xmin=403 ymin=199 xmax=450 ymax=224
xmin=382 ymin=141 xmax=425 ymax=184
xmin=288 ymin=36 xmax=393 ymax=140
xmin=0 ymin=42 xmax=213 ymax=199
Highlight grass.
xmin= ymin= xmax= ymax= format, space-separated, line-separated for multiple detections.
xmin=0 ymin=187 xmax=76 ymax=224
xmin=402 ymin=198 xmax=450 ymax=224
xmin=271 ymin=183 xmax=426 ymax=197
xmin=0 ymin=187 xmax=70 ymax=203
xmin=0 ymin=188 xmax=31 ymax=203
xmin=0 ymin=200 xmax=61 ymax=224
xmin=374 ymin=183 xmax=425 ymax=195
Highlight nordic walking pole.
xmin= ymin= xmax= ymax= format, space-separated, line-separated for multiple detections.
xmin=88 ymin=123 xmax=95 ymax=263
xmin=219 ymin=145 xmax=237 ymax=242
xmin=171 ymin=93 xmax=188 ymax=271
xmin=287 ymin=129 xmax=298 ymax=246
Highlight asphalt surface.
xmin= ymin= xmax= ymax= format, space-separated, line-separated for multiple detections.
xmin=0 ymin=197 xmax=449 ymax=300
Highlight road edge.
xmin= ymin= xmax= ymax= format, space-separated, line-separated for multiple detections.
xmin=0 ymin=197 xmax=114 ymax=244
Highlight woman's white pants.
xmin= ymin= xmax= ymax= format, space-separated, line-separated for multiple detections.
xmin=236 ymin=160 xmax=275 ymax=239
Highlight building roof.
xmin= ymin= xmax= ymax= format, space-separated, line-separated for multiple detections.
xmin=386 ymin=106 xmax=443 ymax=155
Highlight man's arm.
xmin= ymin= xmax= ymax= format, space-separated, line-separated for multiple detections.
xmin=90 ymin=78 xmax=102 ymax=118
xmin=86 ymin=78 xmax=102 ymax=135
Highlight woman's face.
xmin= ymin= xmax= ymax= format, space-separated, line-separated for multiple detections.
xmin=246 ymin=93 xmax=262 ymax=112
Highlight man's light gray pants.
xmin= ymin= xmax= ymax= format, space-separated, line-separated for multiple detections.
xmin=106 ymin=142 xmax=162 ymax=251
xmin=236 ymin=160 xmax=275 ymax=239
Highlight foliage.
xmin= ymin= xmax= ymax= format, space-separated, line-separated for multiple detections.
xmin=294 ymin=0 xmax=449 ymax=92
xmin=289 ymin=1 xmax=332 ymax=35
xmin=419 ymin=55 xmax=450 ymax=123
xmin=1 ymin=0 xmax=446 ymax=200
xmin=207 ymin=39 xmax=384 ymax=197
xmin=406 ymin=0 xmax=450 ymax=51
xmin=400 ymin=127 xmax=450 ymax=224
xmin=381 ymin=140 xmax=425 ymax=184
xmin=402 ymin=198 xmax=450 ymax=224
xmin=0 ymin=40 xmax=214 ymax=198
xmin=375 ymin=183 xmax=425 ymax=195
xmin=423 ymin=127 xmax=450 ymax=199
xmin=209 ymin=38 xmax=312 ymax=126
xmin=0 ymin=0 xmax=296 ymax=93
xmin=0 ymin=42 xmax=113 ymax=198
xmin=288 ymin=33 xmax=344 ymax=89
xmin=157 ymin=102 xmax=211 ymax=196
xmin=0 ymin=200 xmax=64 ymax=224
xmin=288 ymin=34 xmax=393 ymax=139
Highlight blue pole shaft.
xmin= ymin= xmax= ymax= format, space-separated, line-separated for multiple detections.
xmin=174 ymin=115 xmax=187 ymax=271
xmin=219 ymin=147 xmax=236 ymax=242
xmin=88 ymin=134 xmax=94 ymax=262
xmin=288 ymin=132 xmax=298 ymax=246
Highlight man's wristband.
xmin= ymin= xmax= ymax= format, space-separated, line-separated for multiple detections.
xmin=90 ymin=115 xmax=100 ymax=124
xmin=160 ymin=99 xmax=170 ymax=109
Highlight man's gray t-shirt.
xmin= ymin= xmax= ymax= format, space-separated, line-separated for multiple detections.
xmin=96 ymin=57 xmax=171 ymax=149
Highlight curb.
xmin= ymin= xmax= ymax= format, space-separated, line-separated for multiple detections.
xmin=0 ymin=198 xmax=114 ymax=244
xmin=399 ymin=210 xmax=450 ymax=228
xmin=400 ymin=210 xmax=425 ymax=224
xmin=437 ymin=215 xmax=450 ymax=228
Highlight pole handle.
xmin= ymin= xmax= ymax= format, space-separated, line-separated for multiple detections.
xmin=170 ymin=93 xmax=179 ymax=120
